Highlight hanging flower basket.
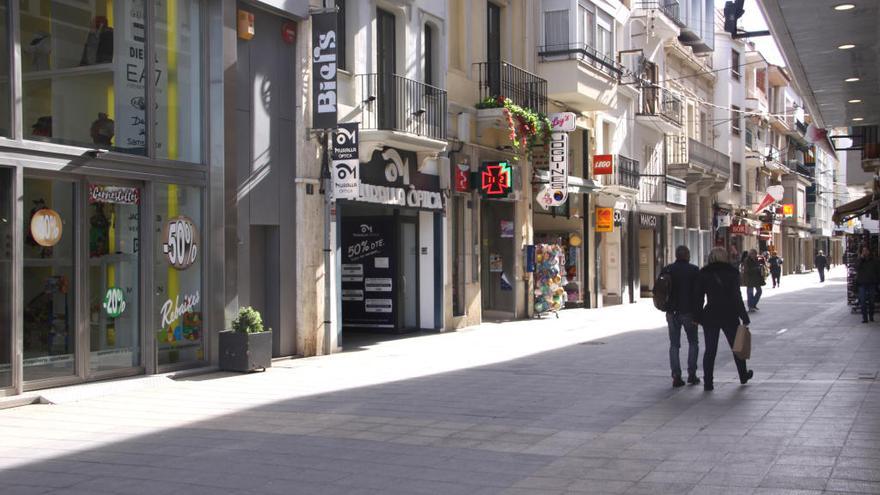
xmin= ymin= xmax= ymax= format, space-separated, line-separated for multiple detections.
xmin=475 ymin=96 xmax=552 ymax=154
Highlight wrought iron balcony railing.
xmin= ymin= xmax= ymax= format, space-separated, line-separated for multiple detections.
xmin=601 ymin=155 xmax=640 ymax=190
xmin=636 ymin=0 xmax=684 ymax=26
xmin=638 ymin=86 xmax=683 ymax=126
xmin=475 ymin=60 xmax=548 ymax=115
xmin=537 ymin=42 xmax=624 ymax=79
xmin=666 ymin=135 xmax=730 ymax=178
xmin=356 ymin=73 xmax=447 ymax=140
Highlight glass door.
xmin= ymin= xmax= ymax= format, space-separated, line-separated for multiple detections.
xmin=22 ymin=178 xmax=77 ymax=382
xmin=0 ymin=168 xmax=12 ymax=390
xmin=86 ymin=182 xmax=141 ymax=373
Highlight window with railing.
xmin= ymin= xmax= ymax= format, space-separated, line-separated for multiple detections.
xmin=638 ymin=85 xmax=682 ymax=126
xmin=537 ymin=2 xmax=622 ymax=78
xmin=636 ymin=1 xmax=682 ymax=25
xmin=475 ymin=61 xmax=547 ymax=114
xmin=357 ymin=73 xmax=447 ymax=140
xmin=613 ymin=155 xmax=640 ymax=190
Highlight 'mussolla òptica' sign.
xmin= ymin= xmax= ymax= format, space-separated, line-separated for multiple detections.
xmin=351 ymin=148 xmax=446 ymax=210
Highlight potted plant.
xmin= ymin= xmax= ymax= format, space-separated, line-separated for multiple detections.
xmin=219 ymin=306 xmax=272 ymax=372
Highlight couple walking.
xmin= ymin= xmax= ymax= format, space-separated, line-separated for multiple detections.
xmin=664 ymin=246 xmax=753 ymax=391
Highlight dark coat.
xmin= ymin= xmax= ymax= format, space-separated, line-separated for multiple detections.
xmin=742 ymin=256 xmax=765 ymax=287
xmin=815 ymin=255 xmax=827 ymax=269
xmin=696 ymin=262 xmax=750 ymax=328
xmin=768 ymin=255 xmax=782 ymax=273
xmin=666 ymin=260 xmax=700 ymax=315
xmin=855 ymin=256 xmax=880 ymax=286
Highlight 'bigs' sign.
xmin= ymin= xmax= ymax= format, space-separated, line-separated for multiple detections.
xmin=312 ymin=12 xmax=337 ymax=129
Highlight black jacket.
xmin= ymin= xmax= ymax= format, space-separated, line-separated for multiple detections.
xmin=815 ymin=255 xmax=827 ymax=269
xmin=855 ymin=256 xmax=880 ymax=286
xmin=666 ymin=260 xmax=700 ymax=314
xmin=696 ymin=261 xmax=750 ymax=328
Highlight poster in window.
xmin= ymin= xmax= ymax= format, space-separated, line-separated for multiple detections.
xmin=341 ymin=218 xmax=396 ymax=329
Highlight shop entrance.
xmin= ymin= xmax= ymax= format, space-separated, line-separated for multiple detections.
xmin=22 ymin=177 xmax=143 ymax=390
xmin=481 ymin=201 xmax=515 ymax=315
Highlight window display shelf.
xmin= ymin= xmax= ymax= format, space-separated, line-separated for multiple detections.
xmin=19 ymin=63 xmax=114 ymax=83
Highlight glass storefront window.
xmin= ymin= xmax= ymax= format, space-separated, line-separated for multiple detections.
xmin=155 ymin=0 xmax=202 ymax=163
xmin=20 ymin=1 xmax=147 ymax=154
xmin=154 ymin=184 xmax=203 ymax=366
xmin=0 ymin=168 xmax=12 ymax=388
xmin=0 ymin=3 xmax=9 ymax=137
xmin=23 ymin=178 xmax=76 ymax=381
xmin=87 ymin=184 xmax=141 ymax=372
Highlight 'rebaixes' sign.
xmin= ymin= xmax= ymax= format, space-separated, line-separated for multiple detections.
xmin=311 ymin=11 xmax=338 ymax=129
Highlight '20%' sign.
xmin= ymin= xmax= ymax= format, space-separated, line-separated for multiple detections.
xmin=162 ymin=216 xmax=200 ymax=270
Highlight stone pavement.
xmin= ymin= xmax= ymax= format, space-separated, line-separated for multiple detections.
xmin=1 ymin=267 xmax=879 ymax=495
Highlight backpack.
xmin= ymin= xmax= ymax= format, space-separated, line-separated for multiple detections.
xmin=653 ymin=267 xmax=672 ymax=312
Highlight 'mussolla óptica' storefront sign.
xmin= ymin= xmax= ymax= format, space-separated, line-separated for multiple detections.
xmin=352 ymin=148 xmax=445 ymax=210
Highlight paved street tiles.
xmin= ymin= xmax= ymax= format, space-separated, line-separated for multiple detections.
xmin=2 ymin=269 xmax=880 ymax=494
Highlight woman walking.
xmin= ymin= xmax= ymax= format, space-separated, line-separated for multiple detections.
xmin=768 ymin=251 xmax=783 ymax=288
xmin=696 ymin=247 xmax=754 ymax=391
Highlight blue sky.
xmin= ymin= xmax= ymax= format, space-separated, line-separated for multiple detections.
xmin=714 ymin=0 xmax=784 ymax=66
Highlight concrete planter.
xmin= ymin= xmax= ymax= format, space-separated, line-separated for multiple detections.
xmin=218 ymin=330 xmax=272 ymax=372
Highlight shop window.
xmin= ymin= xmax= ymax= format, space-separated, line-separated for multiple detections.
xmin=155 ymin=0 xmax=203 ymax=163
xmin=23 ymin=178 xmax=77 ymax=381
xmin=0 ymin=168 xmax=11 ymax=388
xmin=154 ymin=184 xmax=204 ymax=367
xmin=20 ymin=1 xmax=146 ymax=154
xmin=0 ymin=4 xmax=9 ymax=137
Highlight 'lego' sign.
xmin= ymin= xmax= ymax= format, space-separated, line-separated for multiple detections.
xmin=593 ymin=154 xmax=614 ymax=176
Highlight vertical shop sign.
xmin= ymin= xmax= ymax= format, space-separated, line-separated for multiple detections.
xmin=116 ymin=0 xmax=148 ymax=153
xmin=332 ymin=122 xmax=359 ymax=199
xmin=538 ymin=132 xmax=569 ymax=209
xmin=549 ymin=112 xmax=577 ymax=132
xmin=341 ymin=219 xmax=396 ymax=328
xmin=596 ymin=207 xmax=614 ymax=232
xmin=454 ymin=164 xmax=471 ymax=192
xmin=312 ymin=12 xmax=338 ymax=129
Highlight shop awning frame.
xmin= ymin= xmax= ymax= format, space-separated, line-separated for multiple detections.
xmin=532 ymin=170 xmax=603 ymax=194
xmin=833 ymin=193 xmax=879 ymax=224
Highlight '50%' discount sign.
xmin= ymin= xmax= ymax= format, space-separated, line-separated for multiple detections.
xmin=162 ymin=216 xmax=200 ymax=270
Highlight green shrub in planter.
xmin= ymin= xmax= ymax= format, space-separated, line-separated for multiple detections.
xmin=219 ymin=306 xmax=272 ymax=372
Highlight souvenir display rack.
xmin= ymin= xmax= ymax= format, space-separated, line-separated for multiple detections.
xmin=533 ymin=243 xmax=567 ymax=318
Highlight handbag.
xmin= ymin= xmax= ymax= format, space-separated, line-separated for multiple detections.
xmin=733 ymin=324 xmax=751 ymax=360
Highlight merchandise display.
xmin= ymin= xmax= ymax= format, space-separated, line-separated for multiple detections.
xmin=533 ymin=243 xmax=567 ymax=316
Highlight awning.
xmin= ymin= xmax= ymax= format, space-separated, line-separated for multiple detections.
xmin=533 ymin=170 xmax=603 ymax=194
xmin=833 ymin=193 xmax=878 ymax=223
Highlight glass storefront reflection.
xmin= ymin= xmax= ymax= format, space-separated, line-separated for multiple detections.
xmin=154 ymin=184 xmax=203 ymax=366
xmin=0 ymin=169 xmax=12 ymax=388
xmin=23 ymin=178 xmax=76 ymax=381
xmin=88 ymin=185 xmax=141 ymax=372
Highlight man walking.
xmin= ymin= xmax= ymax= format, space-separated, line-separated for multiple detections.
xmin=815 ymin=250 xmax=828 ymax=283
xmin=665 ymin=246 xmax=701 ymax=387
xmin=855 ymin=247 xmax=879 ymax=323
xmin=743 ymin=249 xmax=765 ymax=312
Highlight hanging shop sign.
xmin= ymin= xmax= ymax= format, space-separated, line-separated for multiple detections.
xmin=549 ymin=112 xmax=577 ymax=132
xmin=88 ymin=185 xmax=140 ymax=205
xmin=640 ymin=214 xmax=658 ymax=229
xmin=454 ymin=164 xmax=470 ymax=193
xmin=782 ymin=204 xmax=794 ymax=217
xmin=537 ymin=132 xmax=569 ymax=209
xmin=479 ymin=161 xmax=513 ymax=199
xmin=666 ymin=182 xmax=687 ymax=206
xmin=729 ymin=224 xmax=750 ymax=235
xmin=281 ymin=21 xmax=297 ymax=45
xmin=162 ymin=216 xmax=200 ymax=270
xmin=103 ymin=287 xmax=126 ymax=318
xmin=311 ymin=11 xmax=338 ymax=129
xmin=356 ymin=148 xmax=445 ymax=210
xmin=341 ymin=219 xmax=396 ymax=328
xmin=593 ymin=154 xmax=613 ymax=176
xmin=332 ymin=122 xmax=360 ymax=200
xmin=30 ymin=208 xmax=63 ymax=247
xmin=613 ymin=210 xmax=626 ymax=226
xmin=596 ymin=207 xmax=614 ymax=232
xmin=716 ymin=213 xmax=732 ymax=228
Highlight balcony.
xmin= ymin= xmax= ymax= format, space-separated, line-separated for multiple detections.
xmin=536 ymin=43 xmax=620 ymax=111
xmin=677 ymin=0 xmax=714 ymax=53
xmin=638 ymin=174 xmax=687 ymax=213
xmin=356 ymin=73 xmax=447 ymax=157
xmin=666 ymin=135 xmax=730 ymax=189
xmin=600 ymin=155 xmax=640 ymax=192
xmin=475 ymin=60 xmax=547 ymax=114
xmin=633 ymin=1 xmax=683 ymax=39
xmin=635 ymin=85 xmax=682 ymax=132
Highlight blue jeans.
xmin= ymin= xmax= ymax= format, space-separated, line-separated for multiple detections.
xmin=747 ymin=286 xmax=762 ymax=309
xmin=666 ymin=312 xmax=699 ymax=377
xmin=859 ymin=285 xmax=876 ymax=321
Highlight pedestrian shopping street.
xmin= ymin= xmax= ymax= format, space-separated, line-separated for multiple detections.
xmin=1 ymin=267 xmax=878 ymax=495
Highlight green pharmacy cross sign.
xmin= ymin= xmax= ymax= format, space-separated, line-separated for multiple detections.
xmin=103 ymin=287 xmax=126 ymax=318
